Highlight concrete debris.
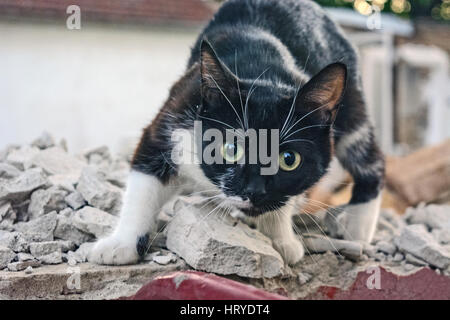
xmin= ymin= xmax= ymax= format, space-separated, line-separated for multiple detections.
xmin=54 ymin=213 xmax=93 ymax=246
xmin=7 ymin=260 xmax=41 ymax=272
xmin=17 ymin=252 xmax=34 ymax=262
xmin=302 ymin=234 xmax=363 ymax=260
xmin=0 ymin=168 xmax=47 ymax=203
xmin=47 ymin=173 xmax=78 ymax=192
xmin=31 ymin=132 xmax=55 ymax=150
xmin=24 ymin=266 xmax=34 ymax=274
xmin=0 ymin=231 xmax=28 ymax=252
xmin=76 ymin=166 xmax=123 ymax=215
xmin=6 ymin=146 xmax=40 ymax=170
xmin=71 ymin=206 xmax=118 ymax=238
xmin=28 ymin=187 xmax=68 ymax=220
xmin=31 ymin=147 xmax=85 ymax=176
xmin=29 ymin=241 xmax=62 ymax=264
xmin=0 ymin=245 xmax=16 ymax=269
xmin=394 ymin=224 xmax=450 ymax=269
xmin=0 ymin=163 xmax=21 ymax=179
xmin=65 ymin=191 xmax=86 ymax=210
xmin=0 ymin=202 xmax=16 ymax=230
xmin=405 ymin=204 xmax=450 ymax=230
xmin=14 ymin=211 xmax=58 ymax=242
xmin=152 ymin=252 xmax=177 ymax=265
xmin=166 ymin=199 xmax=285 ymax=279
xmin=375 ymin=241 xmax=397 ymax=255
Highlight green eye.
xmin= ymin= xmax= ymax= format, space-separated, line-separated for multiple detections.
xmin=221 ymin=142 xmax=244 ymax=163
xmin=279 ymin=150 xmax=301 ymax=171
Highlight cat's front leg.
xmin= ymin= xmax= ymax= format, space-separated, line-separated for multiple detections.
xmin=335 ymin=121 xmax=385 ymax=243
xmin=255 ymin=204 xmax=304 ymax=265
xmin=89 ymin=171 xmax=172 ymax=265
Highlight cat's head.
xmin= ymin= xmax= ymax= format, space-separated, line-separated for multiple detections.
xmin=196 ymin=40 xmax=347 ymax=216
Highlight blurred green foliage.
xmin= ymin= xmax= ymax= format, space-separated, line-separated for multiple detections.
xmin=314 ymin=0 xmax=450 ymax=21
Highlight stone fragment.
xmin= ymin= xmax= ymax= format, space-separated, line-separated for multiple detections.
xmin=405 ymin=253 xmax=428 ymax=266
xmin=17 ymin=252 xmax=34 ymax=262
xmin=14 ymin=211 xmax=57 ymax=242
xmin=0 ymin=231 xmax=28 ymax=252
xmin=74 ymin=242 xmax=95 ymax=263
xmin=0 ymin=163 xmax=21 ymax=179
xmin=394 ymin=224 xmax=450 ymax=269
xmin=6 ymin=146 xmax=40 ymax=170
xmin=29 ymin=241 xmax=62 ymax=264
xmin=76 ymin=166 xmax=123 ymax=215
xmin=54 ymin=213 xmax=93 ymax=246
xmin=31 ymin=132 xmax=55 ymax=150
xmin=0 ymin=202 xmax=16 ymax=230
xmin=152 ymin=253 xmax=177 ymax=265
xmin=166 ymin=199 xmax=284 ymax=278
xmin=24 ymin=266 xmax=33 ymax=274
xmin=31 ymin=147 xmax=85 ymax=176
xmin=72 ymin=207 xmax=117 ymax=238
xmin=303 ymin=234 xmax=363 ymax=260
xmin=375 ymin=241 xmax=397 ymax=255
xmin=47 ymin=173 xmax=78 ymax=192
xmin=28 ymin=187 xmax=68 ymax=220
xmin=65 ymin=191 xmax=86 ymax=210
xmin=0 ymin=168 xmax=47 ymax=203
xmin=7 ymin=260 xmax=41 ymax=272
xmin=405 ymin=204 xmax=450 ymax=230
xmin=0 ymin=246 xmax=16 ymax=269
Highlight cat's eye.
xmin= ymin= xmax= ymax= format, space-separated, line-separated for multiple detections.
xmin=279 ymin=150 xmax=301 ymax=171
xmin=221 ymin=142 xmax=244 ymax=163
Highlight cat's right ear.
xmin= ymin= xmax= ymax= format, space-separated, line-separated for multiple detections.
xmin=200 ymin=39 xmax=235 ymax=99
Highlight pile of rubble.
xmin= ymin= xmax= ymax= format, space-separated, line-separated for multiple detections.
xmin=0 ymin=133 xmax=128 ymax=272
xmin=0 ymin=133 xmax=449 ymax=299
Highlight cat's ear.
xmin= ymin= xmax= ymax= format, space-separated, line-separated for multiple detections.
xmin=200 ymin=39 xmax=235 ymax=97
xmin=298 ymin=63 xmax=347 ymax=123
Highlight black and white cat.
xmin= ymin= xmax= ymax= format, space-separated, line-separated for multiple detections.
xmin=89 ymin=0 xmax=384 ymax=265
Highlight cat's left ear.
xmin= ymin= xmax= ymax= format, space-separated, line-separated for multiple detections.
xmin=200 ymin=39 xmax=236 ymax=98
xmin=298 ymin=63 xmax=347 ymax=123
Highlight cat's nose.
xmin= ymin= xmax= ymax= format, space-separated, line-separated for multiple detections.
xmin=243 ymin=181 xmax=267 ymax=205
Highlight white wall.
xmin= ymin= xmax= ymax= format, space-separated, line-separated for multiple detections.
xmin=0 ymin=21 xmax=199 ymax=155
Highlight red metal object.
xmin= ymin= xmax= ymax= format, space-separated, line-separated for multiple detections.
xmin=307 ymin=267 xmax=450 ymax=300
xmin=126 ymin=270 xmax=289 ymax=300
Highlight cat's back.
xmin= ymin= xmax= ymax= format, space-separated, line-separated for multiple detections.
xmin=189 ymin=0 xmax=358 ymax=79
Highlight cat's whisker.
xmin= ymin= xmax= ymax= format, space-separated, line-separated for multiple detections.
xmin=279 ymin=138 xmax=316 ymax=146
xmin=282 ymin=124 xmax=331 ymax=141
xmin=206 ymin=72 xmax=245 ymax=130
xmin=281 ymin=104 xmax=330 ymax=139
xmin=244 ymin=67 xmax=270 ymax=129
xmin=280 ymin=86 xmax=300 ymax=138
xmin=234 ymin=49 xmax=246 ymax=130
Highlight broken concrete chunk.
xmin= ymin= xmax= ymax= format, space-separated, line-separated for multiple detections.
xmin=166 ymin=199 xmax=284 ymax=278
xmin=0 ymin=168 xmax=47 ymax=203
xmin=152 ymin=253 xmax=177 ymax=265
xmin=302 ymin=234 xmax=363 ymax=260
xmin=394 ymin=224 xmax=450 ymax=269
xmin=31 ymin=147 xmax=85 ymax=176
xmin=54 ymin=213 xmax=93 ymax=246
xmin=432 ymin=229 xmax=450 ymax=245
xmin=14 ymin=211 xmax=57 ymax=242
xmin=72 ymin=207 xmax=117 ymax=238
xmin=29 ymin=241 xmax=62 ymax=264
xmin=405 ymin=204 xmax=450 ymax=230
xmin=375 ymin=241 xmax=397 ymax=255
xmin=84 ymin=146 xmax=112 ymax=163
xmin=31 ymin=132 xmax=55 ymax=150
xmin=17 ymin=252 xmax=34 ymax=262
xmin=0 ymin=231 xmax=28 ymax=252
xmin=57 ymin=240 xmax=77 ymax=253
xmin=74 ymin=242 xmax=95 ymax=263
xmin=0 ymin=202 xmax=16 ymax=229
xmin=405 ymin=253 xmax=428 ymax=266
xmin=47 ymin=173 xmax=78 ymax=192
xmin=6 ymin=146 xmax=40 ymax=170
xmin=65 ymin=191 xmax=86 ymax=210
xmin=7 ymin=260 xmax=41 ymax=272
xmin=76 ymin=166 xmax=123 ymax=215
xmin=0 ymin=246 xmax=16 ymax=269
xmin=0 ymin=163 xmax=21 ymax=179
xmin=28 ymin=187 xmax=68 ymax=220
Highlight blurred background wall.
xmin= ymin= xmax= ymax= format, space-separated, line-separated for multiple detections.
xmin=0 ymin=0 xmax=449 ymax=156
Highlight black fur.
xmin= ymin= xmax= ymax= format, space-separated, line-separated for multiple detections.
xmin=132 ymin=0 xmax=384 ymax=216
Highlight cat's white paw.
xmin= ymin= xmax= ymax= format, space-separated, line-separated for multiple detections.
xmin=273 ymin=237 xmax=305 ymax=265
xmin=88 ymin=235 xmax=140 ymax=265
xmin=335 ymin=197 xmax=381 ymax=243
